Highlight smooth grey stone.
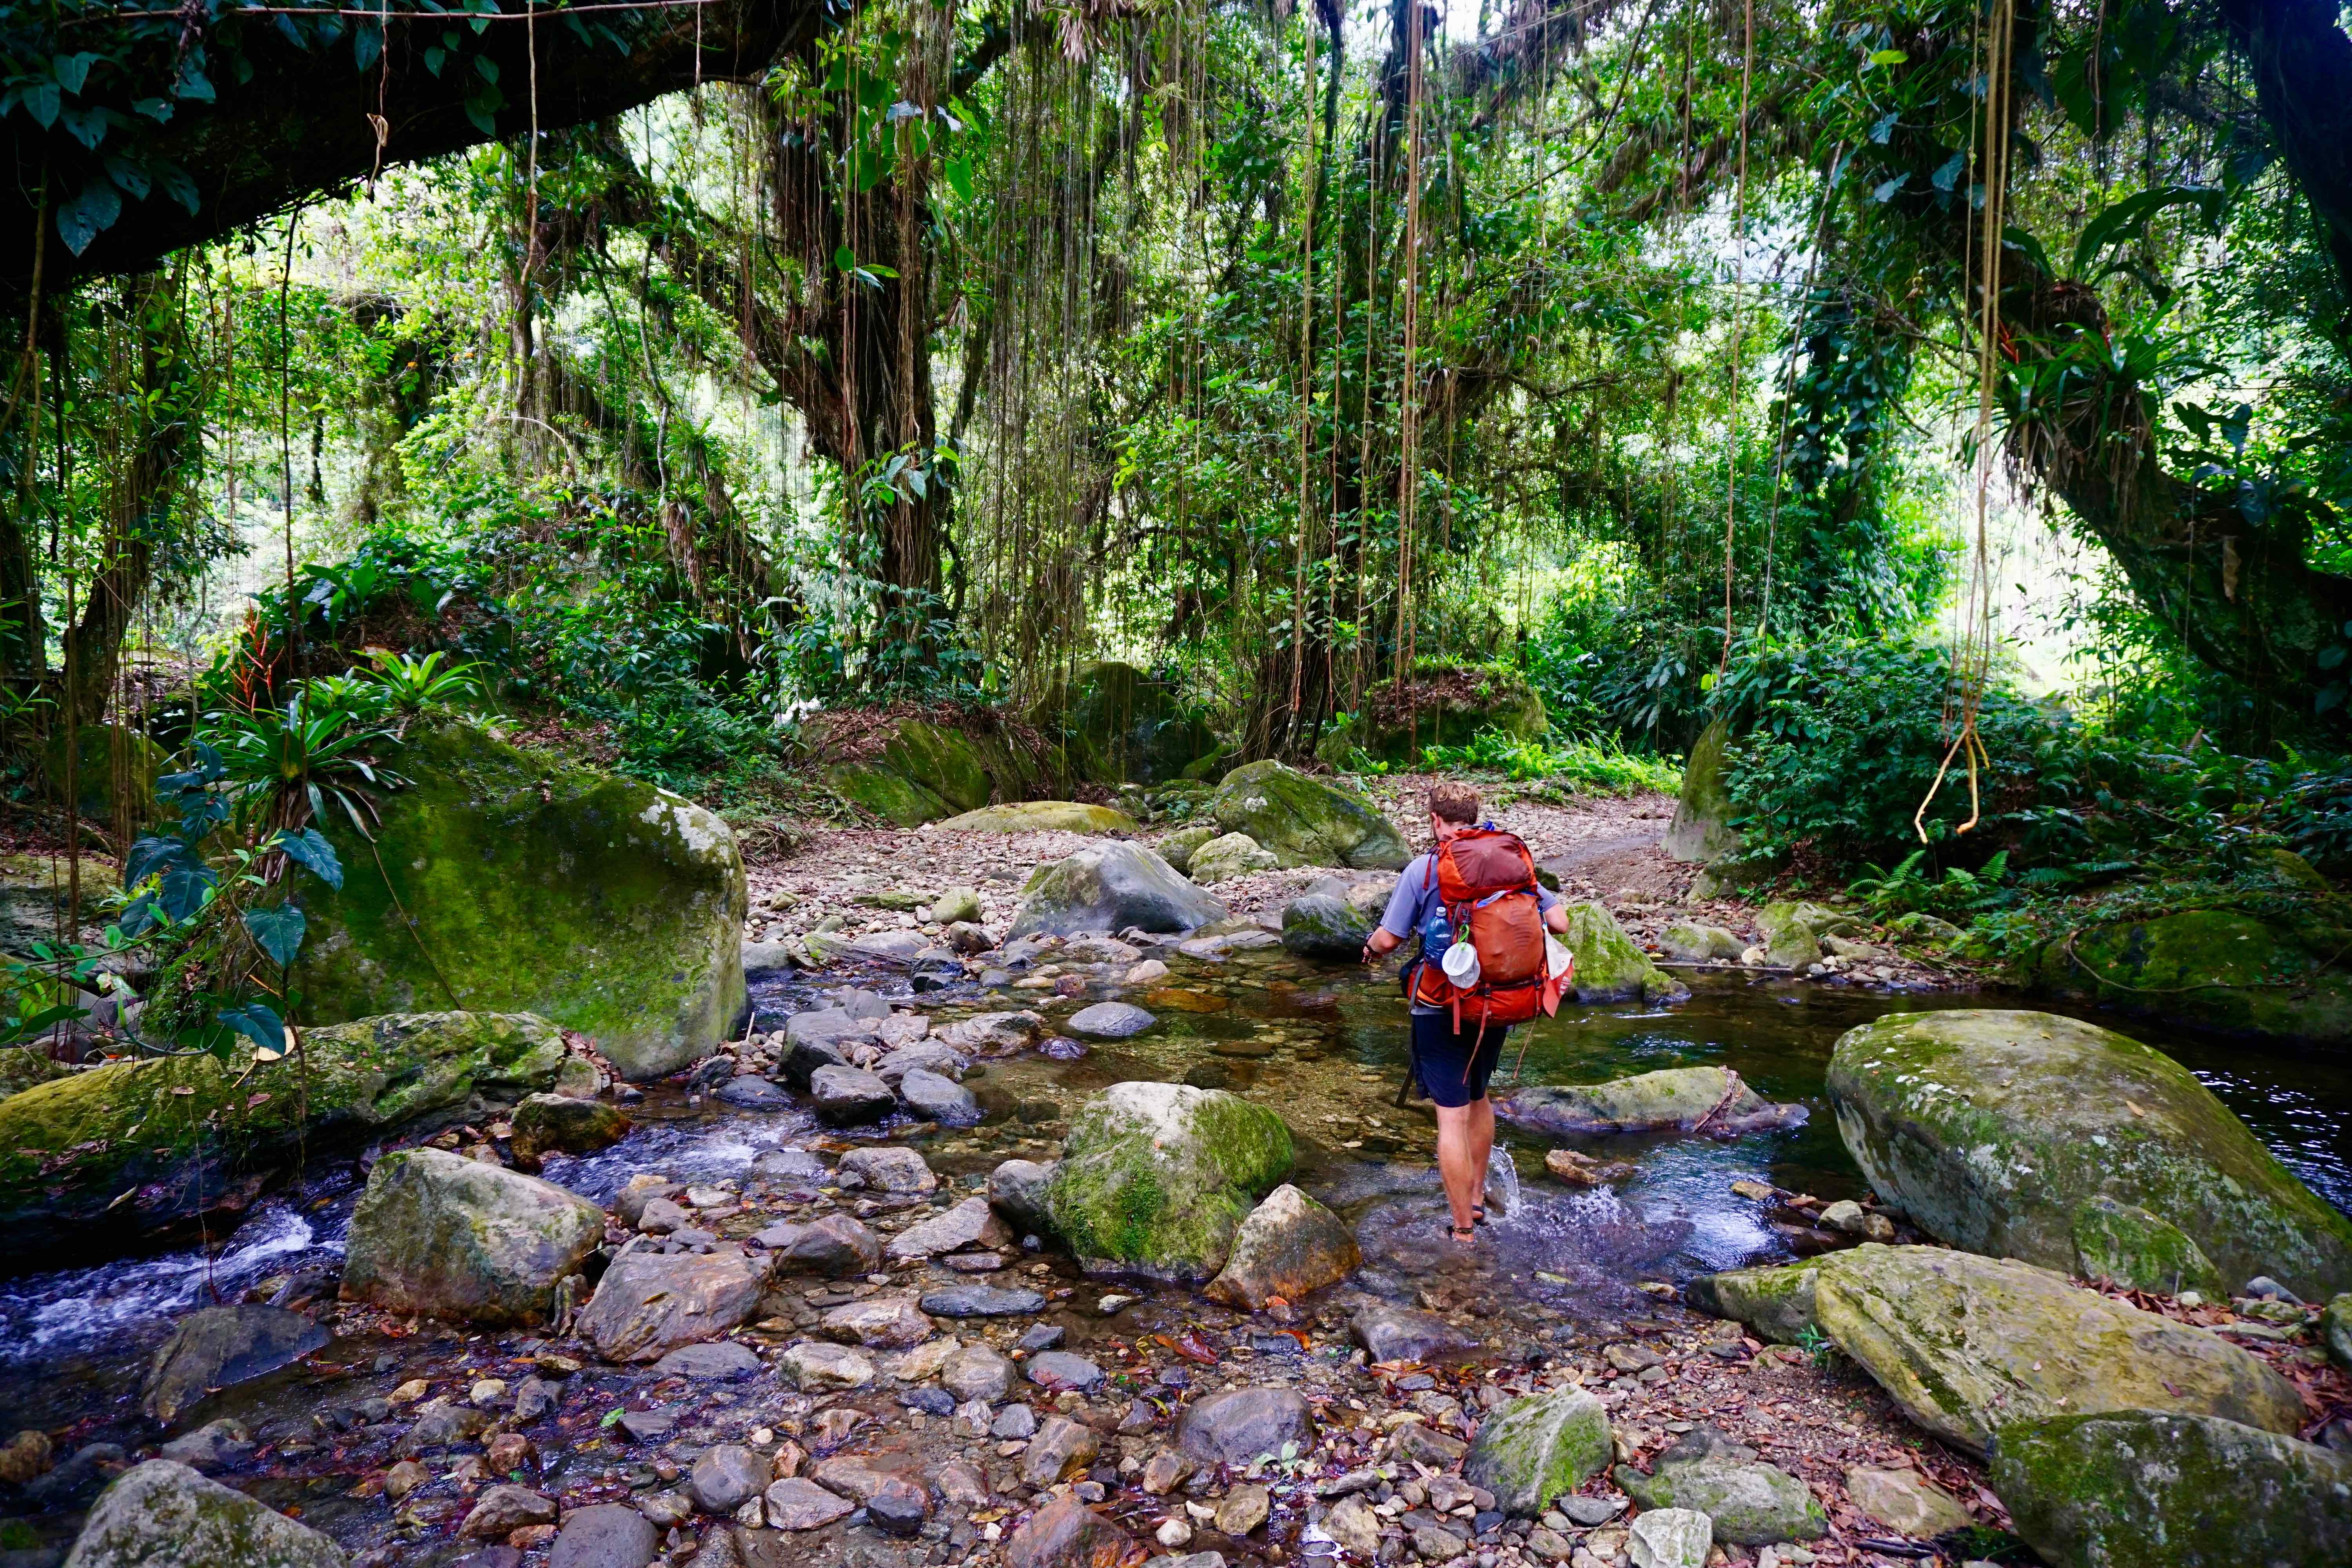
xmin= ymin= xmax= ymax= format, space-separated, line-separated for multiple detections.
xmin=1065 ymin=1002 xmax=1156 ymax=1039
xmin=715 ymin=1075 xmax=792 ymax=1110
xmin=650 ymin=1340 xmax=762 ymax=1380
xmin=920 ymin=1285 xmax=1047 ymax=1318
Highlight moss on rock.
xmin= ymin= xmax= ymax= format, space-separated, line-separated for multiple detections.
xmin=1558 ymin=901 xmax=1687 ymax=1003
xmin=1497 ymin=1065 xmax=1802 ymax=1137
xmin=1206 ymin=761 xmax=1409 ymax=869
xmin=1991 ymin=1409 xmax=2352 ymax=1568
xmin=1031 ymin=661 xmax=1218 ymax=785
xmin=1661 ymin=718 xmax=1736 ymax=864
xmin=2071 ymin=1195 xmax=2227 ymax=1297
xmin=1313 ymin=666 xmax=1548 ymax=767
xmin=0 ymin=1011 xmax=563 ymax=1271
xmin=1044 ymin=1081 xmax=1294 ymax=1281
xmin=287 ymin=717 xmax=744 ymax=1079
xmin=818 ymin=714 xmax=1058 ymax=826
xmin=935 ymin=802 xmax=1138 ymax=833
xmin=1461 ymin=1388 xmax=1612 ymax=1517
xmin=1826 ymin=1009 xmax=2352 ymax=1299
xmin=64 ymin=1459 xmax=348 ymax=1567
xmin=340 ymin=1145 xmax=605 ymax=1326
xmin=2036 ymin=907 xmax=2352 ymax=1049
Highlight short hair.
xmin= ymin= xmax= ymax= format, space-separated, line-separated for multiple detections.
xmin=1427 ymin=781 xmax=1481 ymax=824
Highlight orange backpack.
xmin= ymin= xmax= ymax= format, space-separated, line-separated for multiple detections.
xmin=1411 ymin=826 xmax=1568 ymax=1031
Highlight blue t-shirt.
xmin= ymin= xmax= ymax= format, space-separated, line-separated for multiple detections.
xmin=1379 ymin=840 xmax=1560 ymax=1014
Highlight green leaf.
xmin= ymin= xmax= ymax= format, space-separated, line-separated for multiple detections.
xmin=243 ymin=904 xmax=307 ymax=968
xmin=833 ymin=244 xmax=856 ymax=273
xmin=217 ymin=1000 xmax=287 ymax=1056
xmin=274 ymin=828 xmax=344 ymax=889
xmin=944 ymin=155 xmax=973 ymax=201
xmin=1867 ymin=48 xmax=1908 ymax=65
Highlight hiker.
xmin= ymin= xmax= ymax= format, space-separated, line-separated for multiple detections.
xmin=1362 ymin=780 xmax=1571 ymax=1244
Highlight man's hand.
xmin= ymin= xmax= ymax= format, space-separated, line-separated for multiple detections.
xmin=1363 ymin=927 xmax=1403 ymax=965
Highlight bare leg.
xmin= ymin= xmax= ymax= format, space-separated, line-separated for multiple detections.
xmin=1467 ymin=1096 xmax=1495 ymax=1209
xmin=1434 ymin=1103 xmax=1482 ymax=1233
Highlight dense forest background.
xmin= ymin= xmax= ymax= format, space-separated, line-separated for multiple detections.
xmin=9 ymin=0 xmax=2352 ymax=996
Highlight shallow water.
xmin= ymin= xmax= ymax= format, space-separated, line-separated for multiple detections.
xmin=4 ymin=949 xmax=2347 ymax=1474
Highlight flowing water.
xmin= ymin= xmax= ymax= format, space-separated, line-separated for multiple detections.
xmin=2 ymin=946 xmax=2347 ymax=1553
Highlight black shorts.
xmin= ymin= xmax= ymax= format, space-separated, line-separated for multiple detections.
xmin=1410 ymin=1010 xmax=1508 ymax=1108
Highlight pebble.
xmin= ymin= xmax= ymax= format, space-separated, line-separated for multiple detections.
xmin=921 ymin=1284 xmax=1047 ymax=1318
xmin=1025 ymin=1350 xmax=1107 ymax=1392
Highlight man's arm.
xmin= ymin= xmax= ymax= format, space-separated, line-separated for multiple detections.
xmin=1544 ymin=905 xmax=1570 ymax=935
xmin=1364 ymin=927 xmax=1405 ymax=960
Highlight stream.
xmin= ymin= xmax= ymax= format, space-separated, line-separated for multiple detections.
xmin=2 ymin=948 xmax=2348 ymax=1560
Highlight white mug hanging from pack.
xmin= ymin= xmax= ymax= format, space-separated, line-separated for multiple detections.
xmin=1545 ymin=935 xmax=1573 ymax=977
xmin=1441 ymin=939 xmax=1482 ymax=987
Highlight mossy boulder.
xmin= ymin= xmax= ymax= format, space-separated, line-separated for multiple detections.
xmin=2070 ymin=1196 xmax=2227 ymax=1298
xmin=935 ymin=802 xmax=1137 ymax=834
xmin=0 ymin=849 xmax=115 ymax=955
xmin=1498 ymin=1065 xmax=1804 ymax=1138
xmin=1206 ymin=761 xmax=1410 ymax=869
xmin=340 ymin=1146 xmax=605 ymax=1326
xmin=1756 ymin=900 xmax=1858 ymax=969
xmin=819 ymin=713 xmax=1056 ymax=825
xmin=1461 ymin=1388 xmax=1612 ymax=1517
xmin=1044 ymin=1081 xmax=1295 ymax=1281
xmin=1683 ymin=1244 xmax=2304 ymax=1457
xmin=2034 ymin=907 xmax=2352 ymax=1049
xmin=285 ymin=717 xmax=744 ymax=1080
xmin=1559 ymin=900 xmax=1687 ymax=1003
xmin=1158 ymin=824 xmax=1219 ymax=874
xmin=1661 ymin=718 xmax=1736 ymax=864
xmin=1313 ymin=666 xmax=1548 ymax=767
xmin=44 ymin=723 xmax=162 ymax=824
xmin=1189 ymin=831 xmax=1278 ymax=884
xmin=0 ymin=1043 xmax=65 ymax=1099
xmin=0 ymin=1011 xmax=563 ymax=1272
xmin=1031 ymin=661 xmax=1218 ymax=786
xmin=63 ymin=1459 xmax=348 ymax=1568
xmin=1281 ymin=895 xmax=1374 ymax=962
xmin=1991 ymin=1410 xmax=2352 ymax=1568
xmin=1826 ymin=1010 xmax=2352 ymax=1300
xmin=1009 ymin=841 xmax=1229 ymax=938
xmin=1617 ymin=1430 xmax=1828 ymax=1545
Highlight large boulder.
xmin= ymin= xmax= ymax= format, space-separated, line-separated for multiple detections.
xmin=1204 ymin=1183 xmax=1361 ymax=1308
xmin=934 ymin=802 xmax=1137 ymax=833
xmin=1031 ymin=660 xmax=1219 ymax=786
xmin=1756 ymin=900 xmax=1859 ymax=970
xmin=63 ymin=1460 xmax=347 ymax=1567
xmin=1280 ymin=873 xmax=1394 ymax=962
xmin=1189 ymin=832 xmax=1279 ymax=884
xmin=815 ymin=713 xmax=1051 ymax=826
xmin=574 ymin=1245 xmax=770 ymax=1361
xmin=1497 ymin=1066 xmax=1803 ymax=1138
xmin=1312 ymin=667 xmax=1548 ymax=767
xmin=2037 ymin=906 xmax=2352 ymax=1050
xmin=1462 ymin=1388 xmax=1612 ymax=1517
xmin=1008 ymin=841 xmax=1229 ymax=938
xmin=1207 ymin=761 xmax=1410 ymax=869
xmin=1660 ymin=718 xmax=1736 ymax=864
xmin=1682 ymin=1244 xmax=2303 ymax=1457
xmin=1044 ymin=1082 xmax=1294 ymax=1280
xmin=1559 ymin=901 xmax=1688 ymax=1003
xmin=142 ymin=1306 xmax=329 ymax=1424
xmin=1826 ymin=1010 xmax=2352 ymax=1300
xmin=279 ymin=718 xmax=744 ymax=1079
xmin=0 ymin=1010 xmax=563 ymax=1273
xmin=0 ymin=849 xmax=112 ymax=955
xmin=340 ymin=1146 xmax=604 ymax=1326
xmin=1991 ymin=1409 xmax=2352 ymax=1568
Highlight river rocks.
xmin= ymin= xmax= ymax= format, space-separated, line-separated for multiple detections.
xmin=0 ymin=1009 xmax=564 ymax=1272
xmin=1626 ymin=1507 xmax=1713 ymax=1568
xmin=1022 ymin=1414 xmax=1101 ymax=1486
xmin=459 ymin=1483 xmax=557 ymax=1538
xmin=1025 ymin=1349 xmax=1105 ymax=1392
xmin=1207 ymin=760 xmax=1410 ymax=869
xmin=934 ymin=802 xmax=1138 ymax=833
xmin=1993 ymin=1409 xmax=2352 ymax=1568
xmin=687 ymin=1445 xmax=772 ymax=1515
xmin=761 ymin=1475 xmax=856 ymax=1530
xmin=2328 ymin=1293 xmax=2352 ymax=1367
xmin=141 ymin=1305 xmax=330 ymax=1424
xmin=1558 ymin=900 xmax=1688 ymax=1002
xmin=986 ymin=1158 xmax=1056 ymax=1237
xmin=1176 ymin=1387 xmax=1313 ymax=1467
xmin=1616 ymin=1428 xmax=1826 ymax=1544
xmin=1044 ymin=1081 xmax=1294 ymax=1280
xmin=547 ymin=1503 xmax=658 ymax=1568
xmin=779 ymin=1342 xmax=876 ymax=1392
xmin=898 ymin=1067 xmax=981 ymax=1126
xmin=1464 ymin=1388 xmax=1611 ymax=1517
xmin=820 ymin=1294 xmax=933 ymax=1348
xmin=809 ymin=1063 xmax=896 ymax=1126
xmin=508 ymin=1092 xmax=630 ymax=1165
xmin=1158 ymin=824 xmax=1218 ymax=874
xmin=1067 ymin=1001 xmax=1156 ymax=1038
xmin=1756 ymin=900 xmax=1857 ymax=970
xmin=573 ymin=1246 xmax=768 ymax=1361
xmin=1204 ymin=1183 xmax=1361 ymax=1309
xmin=1843 ymin=1464 xmax=1973 ymax=1538
xmin=0 ymin=1428 xmax=50 ymax=1485
xmin=1280 ymin=898 xmax=1368 ymax=963
xmin=942 ymin=1343 xmax=1016 ymax=1403
xmin=886 ymin=1196 xmax=1014 ymax=1260
xmin=1190 ymin=831 xmax=1279 ymax=883
xmin=920 ymin=1284 xmax=1046 ymax=1318
xmin=1661 ymin=717 xmax=1738 ymax=864
xmin=1351 ymin=1304 xmax=1475 ymax=1363
xmin=155 ymin=1419 xmax=251 ymax=1472
xmin=285 ymin=718 xmax=744 ymax=1080
xmin=839 ymin=1145 xmax=933 ymax=1192
xmin=2038 ymin=906 xmax=2352 ymax=1051
xmin=652 ymin=1341 xmax=762 ymax=1381
xmin=340 ymin=1147 xmax=604 ymax=1327
xmin=1004 ymin=1494 xmax=1132 ymax=1568
xmin=1826 ymin=1010 xmax=2352 ymax=1300
xmin=754 ymin=1214 xmax=881 ymax=1277
xmin=1009 ymin=841 xmax=1229 ymax=937
xmin=1498 ymin=1066 xmax=1804 ymax=1138
xmin=62 ymin=1459 xmax=348 ymax=1568
xmin=1685 ymin=1244 xmax=2303 ymax=1456
xmin=1658 ymin=921 xmax=1744 ymax=962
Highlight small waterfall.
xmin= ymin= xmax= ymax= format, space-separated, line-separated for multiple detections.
xmin=1483 ymin=1144 xmax=1522 ymax=1219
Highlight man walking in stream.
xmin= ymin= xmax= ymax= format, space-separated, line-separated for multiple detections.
xmin=1362 ymin=780 xmax=1571 ymax=1245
